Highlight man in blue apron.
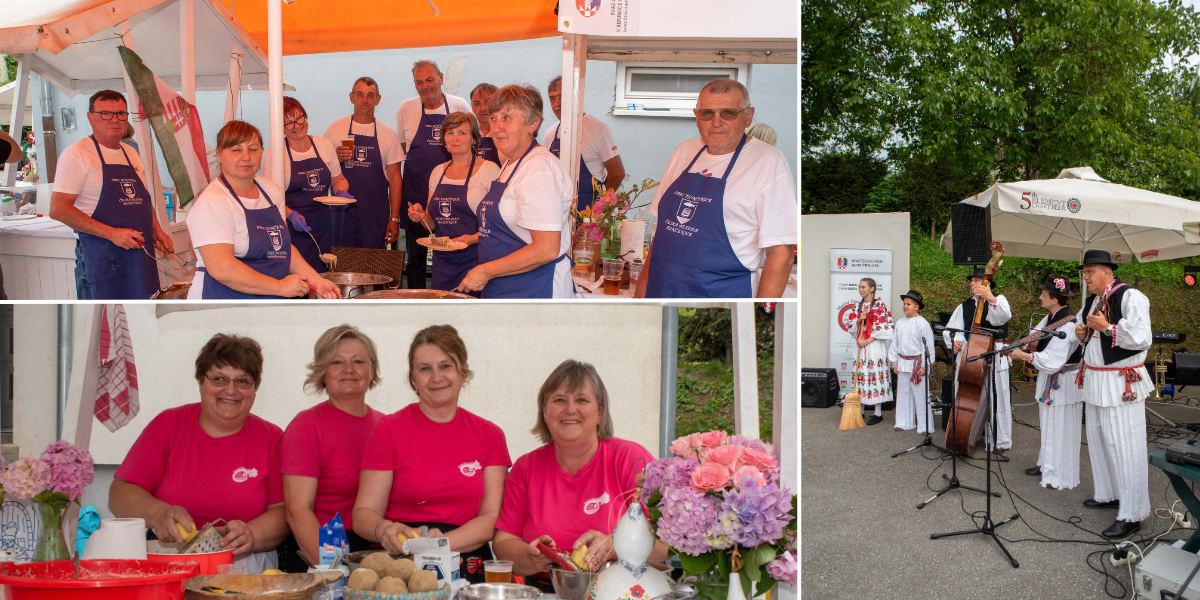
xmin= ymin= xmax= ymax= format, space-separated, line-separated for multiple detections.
xmin=322 ymin=77 xmax=403 ymax=250
xmin=397 ymin=61 xmax=471 ymax=289
xmin=544 ymin=76 xmax=626 ymax=211
xmin=637 ymin=80 xmax=796 ymax=299
xmin=470 ymin=83 xmax=502 ymax=166
xmin=49 ymin=90 xmax=174 ymax=299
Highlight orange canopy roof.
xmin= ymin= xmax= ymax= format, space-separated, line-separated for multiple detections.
xmin=219 ymin=0 xmax=559 ymax=56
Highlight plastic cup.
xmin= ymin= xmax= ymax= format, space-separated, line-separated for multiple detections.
xmin=628 ymin=259 xmax=644 ymax=296
xmin=217 ymin=563 xmax=246 ymax=576
xmin=483 ymin=560 xmax=512 ymax=583
xmin=602 ymin=258 xmax=624 ymax=295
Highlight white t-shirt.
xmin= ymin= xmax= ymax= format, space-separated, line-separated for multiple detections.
xmin=53 ymin=137 xmax=150 ymax=219
xmin=487 ymin=145 xmax=576 ymax=298
xmin=541 ymin=113 xmax=619 ymax=184
xmin=321 ymin=116 xmax=406 ymax=174
xmin=186 ymin=176 xmax=288 ymax=298
xmin=649 ymin=136 xmax=797 ymax=271
xmin=396 ymin=94 xmax=472 ymax=149
xmin=426 ymin=160 xmax=501 ymax=215
xmin=262 ymin=136 xmax=343 ymax=185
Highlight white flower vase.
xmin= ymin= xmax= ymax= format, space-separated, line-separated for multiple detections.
xmin=726 ymin=572 xmax=747 ymax=600
xmin=586 ymin=503 xmax=673 ymax=600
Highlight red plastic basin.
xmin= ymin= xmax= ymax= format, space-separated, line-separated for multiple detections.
xmin=147 ymin=550 xmax=233 ymax=576
xmin=0 ymin=559 xmax=199 ymax=600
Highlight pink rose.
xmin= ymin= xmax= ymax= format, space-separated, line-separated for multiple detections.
xmin=733 ymin=466 xmax=766 ymax=488
xmin=700 ymin=430 xmax=728 ymax=450
xmin=690 ymin=463 xmax=730 ymax=492
xmin=738 ymin=448 xmax=777 ymax=471
xmin=686 ymin=433 xmax=705 ymax=449
xmin=705 ymin=444 xmax=742 ymax=468
xmin=670 ymin=438 xmax=692 ymax=458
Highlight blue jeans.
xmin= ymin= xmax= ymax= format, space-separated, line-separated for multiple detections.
xmin=74 ymin=240 xmax=93 ymax=300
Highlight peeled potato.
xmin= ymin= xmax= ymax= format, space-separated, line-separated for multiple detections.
xmin=360 ymin=552 xmax=394 ymax=574
xmin=572 ymin=545 xmax=589 ymax=570
xmin=347 ymin=568 xmax=380 ymax=591
xmin=175 ymin=523 xmax=196 ymax=543
xmin=408 ymin=569 xmax=438 ymax=593
xmin=386 ymin=558 xmax=418 ymax=582
xmin=377 ymin=576 xmax=409 ymax=594
xmin=396 ymin=532 xmax=408 ymax=545
xmin=262 ymin=569 xmax=285 ymax=575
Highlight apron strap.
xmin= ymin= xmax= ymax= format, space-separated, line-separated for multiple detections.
xmin=219 ymin=175 xmax=277 ymax=211
xmin=684 ymin=134 xmax=749 ymax=179
xmin=90 ymin=135 xmax=109 ymax=167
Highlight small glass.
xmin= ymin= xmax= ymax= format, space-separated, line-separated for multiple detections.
xmin=483 ymin=560 xmax=512 ymax=583
xmin=217 ymin=563 xmax=246 ymax=576
xmin=573 ymin=248 xmax=594 ymax=279
xmin=628 ymin=259 xmax=644 ymax=296
xmin=602 ymin=258 xmax=624 ymax=295
xmin=340 ymin=135 xmax=356 ymax=150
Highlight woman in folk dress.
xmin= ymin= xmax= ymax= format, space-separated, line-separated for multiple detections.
xmin=849 ymin=277 xmax=894 ymax=425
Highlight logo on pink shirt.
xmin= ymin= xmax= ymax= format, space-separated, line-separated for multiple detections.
xmin=583 ymin=492 xmax=611 ymax=515
xmin=458 ymin=460 xmax=482 ymax=477
xmin=232 ymin=467 xmax=259 ymax=483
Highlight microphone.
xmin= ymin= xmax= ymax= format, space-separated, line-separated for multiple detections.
xmin=1033 ymin=328 xmax=1067 ymax=339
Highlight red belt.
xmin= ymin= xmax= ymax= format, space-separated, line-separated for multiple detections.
xmin=899 ymin=354 xmax=923 ymax=384
xmin=1076 ymin=362 xmax=1145 ymax=402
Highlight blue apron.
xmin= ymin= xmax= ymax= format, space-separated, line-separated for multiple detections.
xmin=548 ymin=123 xmax=601 ymax=211
xmin=284 ymin=137 xmax=331 ymax=273
xmin=644 ymin=135 xmax=753 ymax=298
xmin=77 ymin=136 xmax=160 ymax=299
xmin=401 ymin=96 xmax=451 ymax=229
xmin=200 ymin=176 xmax=292 ymax=299
xmin=429 ymin=154 xmax=480 ymax=296
xmin=475 ymin=136 xmax=502 ymax=167
xmin=476 ymin=142 xmax=570 ymax=299
xmin=342 ymin=119 xmax=391 ymax=249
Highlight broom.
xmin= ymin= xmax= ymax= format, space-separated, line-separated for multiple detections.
xmin=839 ymin=343 xmax=866 ymax=430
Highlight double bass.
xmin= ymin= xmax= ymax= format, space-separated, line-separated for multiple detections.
xmin=946 ymin=242 xmax=1004 ymax=454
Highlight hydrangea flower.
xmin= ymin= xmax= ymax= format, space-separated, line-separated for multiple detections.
xmin=40 ymin=441 xmax=95 ymax=501
xmin=728 ymin=435 xmax=773 ymax=455
xmin=0 ymin=457 xmax=51 ymax=500
xmin=655 ymin=486 xmax=722 ymax=556
xmin=721 ymin=481 xmax=793 ymax=547
xmin=703 ymin=509 xmax=739 ymax=551
xmin=641 ymin=459 xmax=668 ymax=504
xmin=663 ymin=455 xmax=701 ymax=490
xmin=765 ymin=549 xmax=796 ymax=586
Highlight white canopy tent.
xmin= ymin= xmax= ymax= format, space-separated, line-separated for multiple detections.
xmin=943 ymin=166 xmax=1200 ymax=264
xmin=0 ymin=81 xmax=34 ymax=128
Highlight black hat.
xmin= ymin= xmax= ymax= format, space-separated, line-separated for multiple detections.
xmin=1080 ymin=249 xmax=1118 ymax=271
xmin=1038 ymin=274 xmax=1075 ymax=297
xmin=966 ymin=267 xmax=996 ymax=288
xmin=900 ymin=290 xmax=925 ymax=309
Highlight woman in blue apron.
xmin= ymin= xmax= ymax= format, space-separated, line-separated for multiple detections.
xmin=401 ymin=94 xmax=454 ymax=289
xmin=470 ymin=83 xmax=502 ymax=167
xmin=188 ymin=120 xmax=341 ymax=300
xmin=456 ymin=85 xmax=575 ymax=299
xmin=642 ymin=135 xmax=753 ymax=298
xmin=280 ymin=97 xmax=351 ymax=273
xmin=407 ymin=113 xmax=500 ymax=296
xmin=76 ymin=135 xmax=162 ymax=299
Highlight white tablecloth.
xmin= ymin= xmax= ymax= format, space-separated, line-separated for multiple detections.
xmin=0 ymin=216 xmax=76 ymax=239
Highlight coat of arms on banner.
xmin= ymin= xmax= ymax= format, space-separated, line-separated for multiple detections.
xmin=577 ymin=0 xmax=601 ymax=17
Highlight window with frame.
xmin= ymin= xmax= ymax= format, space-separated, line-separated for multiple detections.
xmin=614 ymin=62 xmax=749 ymax=117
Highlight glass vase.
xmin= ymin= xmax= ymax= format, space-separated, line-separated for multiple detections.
xmin=32 ymin=501 xmax=71 ymax=562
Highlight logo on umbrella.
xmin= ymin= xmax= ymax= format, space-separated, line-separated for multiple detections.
xmin=676 ymin=198 xmax=698 ymax=224
xmin=268 ymin=229 xmax=282 ymax=251
xmin=121 ymin=181 xmax=137 ymax=198
xmin=1141 ymin=249 xmax=1159 ymax=259
xmin=837 ymin=256 xmax=848 ymax=269
xmin=308 ymin=172 xmax=320 ymax=187
xmin=1067 ymin=198 xmax=1081 ymax=213
xmin=577 ymin=0 xmax=601 ymax=17
xmin=355 ymin=147 xmax=369 ymax=162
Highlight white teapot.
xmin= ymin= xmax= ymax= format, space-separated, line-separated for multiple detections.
xmin=586 ymin=502 xmax=672 ymax=600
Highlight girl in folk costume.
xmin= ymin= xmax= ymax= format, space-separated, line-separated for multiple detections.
xmin=849 ymin=278 xmax=894 ymax=426
xmin=889 ymin=290 xmax=936 ymax=433
xmin=1007 ymin=274 xmax=1083 ymax=490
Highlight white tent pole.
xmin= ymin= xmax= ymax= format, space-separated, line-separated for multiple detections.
xmin=771 ymin=301 xmax=797 ymax=600
xmin=732 ymin=303 xmax=759 ymax=439
xmin=559 ymin=34 xmax=585 ymax=196
xmin=60 ymin=304 xmax=102 ymax=554
xmin=267 ymin=0 xmax=284 ymax=191
xmin=3 ymin=53 xmax=30 ymax=186
xmin=224 ymin=44 xmax=244 ymax=124
xmin=180 ymin=0 xmax=196 ymax=105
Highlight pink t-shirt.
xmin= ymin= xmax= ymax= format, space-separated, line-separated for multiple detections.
xmin=115 ymin=404 xmax=284 ymax=526
xmin=281 ymin=401 xmax=384 ymax=532
xmin=495 ymin=438 xmax=653 ymax=550
xmin=361 ymin=403 xmax=511 ymax=526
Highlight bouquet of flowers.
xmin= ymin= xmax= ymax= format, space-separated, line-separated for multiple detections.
xmin=571 ymin=178 xmax=658 ymax=259
xmin=0 ymin=441 xmax=95 ymax=506
xmin=641 ymin=431 xmax=796 ymax=599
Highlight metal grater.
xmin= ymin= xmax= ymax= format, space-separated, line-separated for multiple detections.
xmin=179 ymin=523 xmax=223 ymax=554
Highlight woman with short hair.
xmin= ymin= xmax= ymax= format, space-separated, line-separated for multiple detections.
xmin=186 ymin=120 xmax=341 ymax=299
xmin=109 ymin=333 xmax=287 ymax=574
xmin=456 ymin=85 xmax=575 ymax=298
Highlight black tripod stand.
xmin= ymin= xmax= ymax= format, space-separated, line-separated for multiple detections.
xmin=930 ymin=339 xmax=1037 ymax=569
xmin=893 ymin=347 xmax=947 ymax=459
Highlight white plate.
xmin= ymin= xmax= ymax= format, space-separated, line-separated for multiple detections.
xmin=2 ymin=214 xmax=37 ymax=221
xmin=417 ymin=237 xmax=469 ymax=251
xmin=314 ymin=197 xmax=356 ymax=205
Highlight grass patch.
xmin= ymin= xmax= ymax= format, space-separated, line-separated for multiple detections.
xmin=675 ymin=353 xmax=776 ymax=442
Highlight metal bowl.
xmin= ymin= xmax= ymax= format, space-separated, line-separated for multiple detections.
xmin=312 ymin=272 xmax=393 ymax=299
xmin=551 ymin=568 xmax=597 ymax=600
xmin=357 ymin=289 xmax=476 ymax=300
xmin=458 ymin=583 xmax=543 ymax=600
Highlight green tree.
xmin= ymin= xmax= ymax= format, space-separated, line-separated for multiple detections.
xmin=800 ymin=152 xmax=889 ymax=214
xmin=902 ymin=0 xmax=1200 ymax=194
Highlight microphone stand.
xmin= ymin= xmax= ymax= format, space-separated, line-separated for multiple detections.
xmin=893 ymin=343 xmax=945 ymax=459
xmin=928 ymin=332 xmax=1055 ymax=568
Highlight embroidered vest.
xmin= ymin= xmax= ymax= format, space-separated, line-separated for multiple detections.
xmin=1082 ymin=280 xmax=1140 ymax=365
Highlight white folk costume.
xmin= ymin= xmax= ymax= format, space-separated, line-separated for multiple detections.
xmin=1028 ymin=308 xmax=1084 ymax=489
xmin=943 ymin=293 xmax=1013 ymax=450
xmin=1077 ymin=279 xmax=1153 ymax=524
xmin=888 ymin=315 xmax=936 ymax=432
xmin=849 ymin=298 xmax=894 ymax=407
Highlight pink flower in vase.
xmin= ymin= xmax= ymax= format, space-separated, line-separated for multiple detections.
xmin=690 ymin=463 xmax=730 ymax=492
xmin=705 ymin=444 xmax=742 ymax=469
xmin=670 ymin=437 xmax=693 ymax=457
xmin=733 ymin=466 xmax=766 ymax=488
xmin=700 ymin=430 xmax=728 ymax=449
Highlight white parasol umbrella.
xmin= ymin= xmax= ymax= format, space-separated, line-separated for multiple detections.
xmin=943 ymin=166 xmax=1200 ymax=264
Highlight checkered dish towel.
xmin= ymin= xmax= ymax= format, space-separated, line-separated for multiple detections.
xmin=94 ymin=304 xmax=139 ymax=432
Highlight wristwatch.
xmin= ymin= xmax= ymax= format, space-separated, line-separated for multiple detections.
xmin=391 ymin=217 xmax=402 ymax=223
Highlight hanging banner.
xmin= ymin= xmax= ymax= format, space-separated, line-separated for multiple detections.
xmin=559 ymin=0 xmax=641 ymax=35
xmin=828 ymin=248 xmax=892 ymax=396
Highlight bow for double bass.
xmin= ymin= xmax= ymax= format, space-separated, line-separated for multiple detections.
xmin=946 ymin=241 xmax=1004 ymax=454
